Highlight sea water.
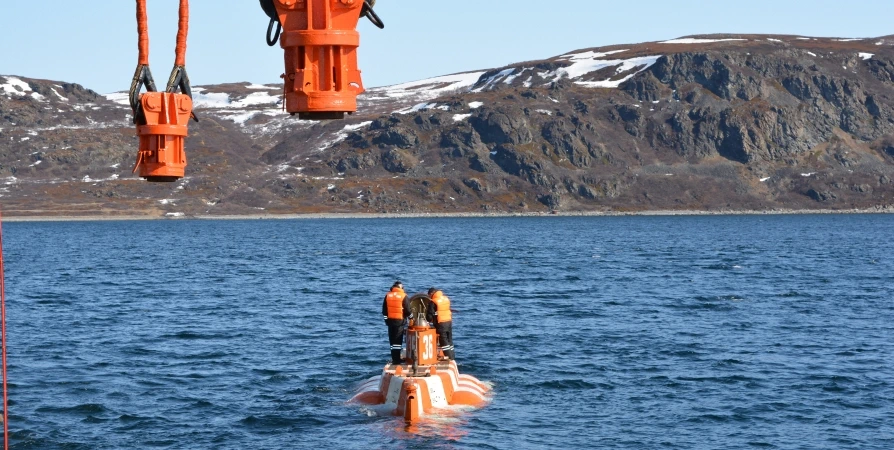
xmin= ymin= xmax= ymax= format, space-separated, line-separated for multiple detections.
xmin=2 ymin=215 xmax=893 ymax=449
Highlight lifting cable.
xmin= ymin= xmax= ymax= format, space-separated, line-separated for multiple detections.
xmin=129 ymin=0 xmax=197 ymax=124
xmin=259 ymin=0 xmax=384 ymax=47
xmin=129 ymin=0 xmax=156 ymax=122
xmin=0 ymin=211 xmax=8 ymax=450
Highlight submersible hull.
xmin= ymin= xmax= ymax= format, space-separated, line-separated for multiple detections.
xmin=351 ymin=359 xmax=489 ymax=422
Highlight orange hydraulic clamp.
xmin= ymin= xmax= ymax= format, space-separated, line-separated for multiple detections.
xmin=133 ymin=93 xmax=191 ymax=182
xmin=261 ymin=0 xmax=384 ymax=120
xmin=129 ymin=0 xmax=197 ymax=182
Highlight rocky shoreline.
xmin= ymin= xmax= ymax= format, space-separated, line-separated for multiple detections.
xmin=4 ymin=206 xmax=893 ymax=222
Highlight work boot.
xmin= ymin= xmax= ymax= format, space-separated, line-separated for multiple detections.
xmin=391 ymin=350 xmax=402 ymax=365
xmin=446 ymin=349 xmax=455 ymax=360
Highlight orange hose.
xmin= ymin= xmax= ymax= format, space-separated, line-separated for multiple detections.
xmin=175 ymin=0 xmax=189 ymax=66
xmin=136 ymin=0 xmax=149 ymax=65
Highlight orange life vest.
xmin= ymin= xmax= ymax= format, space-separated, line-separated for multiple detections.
xmin=385 ymin=288 xmax=406 ymax=320
xmin=430 ymin=291 xmax=452 ymax=322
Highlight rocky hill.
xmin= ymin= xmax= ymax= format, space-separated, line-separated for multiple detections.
xmin=2 ymin=34 xmax=894 ymax=217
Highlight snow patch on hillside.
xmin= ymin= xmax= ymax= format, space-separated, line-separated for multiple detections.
xmin=189 ymin=88 xmax=282 ymax=109
xmin=50 ymin=87 xmax=69 ymax=102
xmin=104 ymin=87 xmax=288 ymax=128
xmin=472 ymin=68 xmax=516 ymax=93
xmin=502 ymin=68 xmax=527 ymax=85
xmin=395 ymin=102 xmax=438 ymax=114
xmin=223 ymin=111 xmax=262 ymax=125
xmin=557 ymin=50 xmax=629 ymax=78
xmin=315 ymin=121 xmax=372 ymax=152
xmin=365 ymin=72 xmax=486 ymax=102
xmin=574 ymin=60 xmax=661 ymax=88
xmin=859 ymin=53 xmax=874 ymax=60
xmin=232 ymin=92 xmax=281 ymax=108
xmin=192 ymin=89 xmax=233 ymax=108
xmin=551 ymin=50 xmax=662 ymax=89
xmin=17 ymin=121 xmax=131 ymax=133
xmin=104 ymin=92 xmax=129 ymax=105
xmin=0 ymin=76 xmax=32 ymax=96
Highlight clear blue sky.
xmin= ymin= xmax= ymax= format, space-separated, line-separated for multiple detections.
xmin=1 ymin=1 xmax=891 ymax=94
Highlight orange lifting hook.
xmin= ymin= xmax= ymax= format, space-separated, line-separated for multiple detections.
xmin=261 ymin=0 xmax=384 ymax=120
xmin=129 ymin=0 xmax=196 ymax=182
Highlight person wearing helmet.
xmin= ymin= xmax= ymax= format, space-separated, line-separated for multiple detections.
xmin=428 ymin=287 xmax=455 ymax=360
xmin=382 ymin=281 xmax=409 ymax=364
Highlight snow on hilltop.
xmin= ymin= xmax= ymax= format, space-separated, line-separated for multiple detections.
xmin=79 ymin=33 xmax=893 ymax=126
xmin=96 ymin=46 xmax=667 ymax=119
xmin=0 ymin=76 xmax=35 ymax=97
xmin=384 ymin=49 xmax=665 ymax=113
xmin=364 ymin=72 xmax=486 ymax=101
xmin=553 ymin=50 xmax=661 ymax=88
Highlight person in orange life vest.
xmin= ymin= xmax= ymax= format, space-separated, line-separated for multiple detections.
xmin=428 ymin=287 xmax=455 ymax=360
xmin=382 ymin=281 xmax=409 ymax=364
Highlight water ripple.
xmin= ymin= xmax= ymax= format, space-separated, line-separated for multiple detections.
xmin=2 ymin=215 xmax=893 ymax=448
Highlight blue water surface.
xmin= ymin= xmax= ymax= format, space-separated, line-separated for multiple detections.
xmin=2 ymin=215 xmax=893 ymax=449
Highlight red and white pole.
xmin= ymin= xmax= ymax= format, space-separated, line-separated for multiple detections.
xmin=0 ymin=211 xmax=9 ymax=449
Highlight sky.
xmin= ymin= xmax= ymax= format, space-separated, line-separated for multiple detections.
xmin=1 ymin=0 xmax=892 ymax=94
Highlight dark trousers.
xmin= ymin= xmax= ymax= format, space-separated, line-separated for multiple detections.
xmin=387 ymin=321 xmax=403 ymax=364
xmin=435 ymin=321 xmax=454 ymax=360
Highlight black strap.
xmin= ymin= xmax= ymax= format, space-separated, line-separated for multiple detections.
xmin=266 ymin=18 xmax=282 ymax=46
xmin=361 ymin=0 xmax=385 ymax=29
xmin=165 ymin=65 xmax=199 ymax=122
xmin=128 ymin=64 xmax=156 ymax=124
xmin=260 ymin=0 xmax=282 ymax=46
xmin=258 ymin=0 xmax=278 ymax=20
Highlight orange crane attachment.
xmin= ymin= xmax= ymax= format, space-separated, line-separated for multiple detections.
xmin=261 ymin=0 xmax=384 ymax=120
xmin=129 ymin=0 xmax=196 ymax=182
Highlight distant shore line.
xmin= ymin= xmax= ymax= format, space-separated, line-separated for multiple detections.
xmin=3 ymin=207 xmax=893 ymax=222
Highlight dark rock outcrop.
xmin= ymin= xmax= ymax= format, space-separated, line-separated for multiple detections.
xmin=373 ymin=126 xmax=418 ymax=148
xmin=470 ymin=107 xmax=533 ymax=145
xmin=382 ymin=148 xmax=418 ymax=173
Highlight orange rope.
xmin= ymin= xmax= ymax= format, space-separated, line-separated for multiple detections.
xmin=136 ymin=0 xmax=149 ymax=65
xmin=175 ymin=0 xmax=189 ymax=67
xmin=137 ymin=0 xmax=189 ymax=66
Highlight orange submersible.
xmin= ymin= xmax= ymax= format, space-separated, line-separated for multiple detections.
xmin=350 ymin=294 xmax=490 ymax=423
